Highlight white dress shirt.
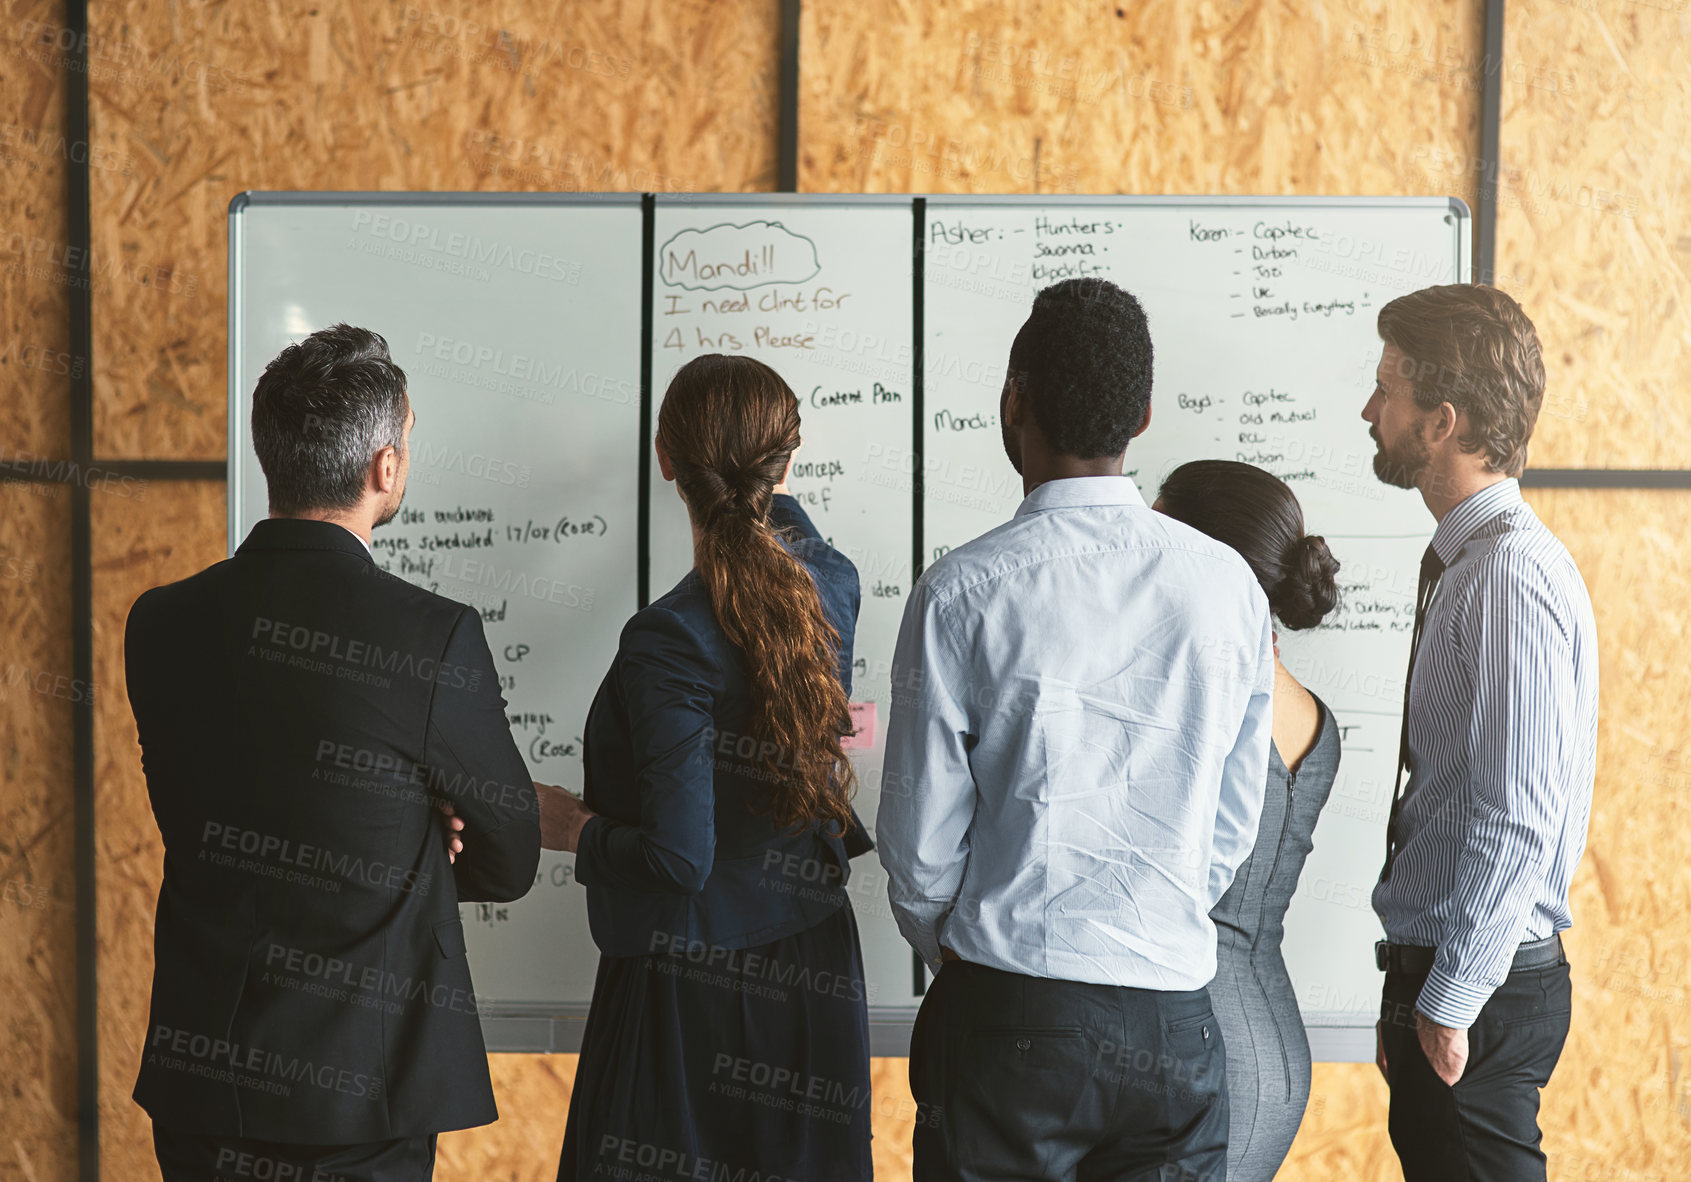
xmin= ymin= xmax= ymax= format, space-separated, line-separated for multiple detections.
xmin=1372 ymin=478 xmax=1598 ymax=1027
xmin=339 ymin=523 xmax=375 ymax=556
xmin=878 ymin=474 xmax=1276 ymax=990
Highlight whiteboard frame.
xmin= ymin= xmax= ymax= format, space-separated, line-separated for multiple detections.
xmin=228 ymin=191 xmax=1470 ymax=1062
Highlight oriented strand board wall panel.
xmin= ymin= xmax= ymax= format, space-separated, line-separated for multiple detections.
xmin=435 ymin=1055 xmax=576 ymax=1179
xmin=0 ymin=485 xmax=76 ymax=1182
xmin=868 ymin=1059 xmax=918 ymax=1181
xmin=86 ymin=0 xmax=781 ymax=461
xmin=92 ymin=479 xmax=225 ymax=1181
xmin=1497 ymin=0 xmax=1691 ymax=467
xmin=1282 ymin=1063 xmax=1394 ymax=1178
xmin=1 ymin=1 xmax=75 ymax=460
xmin=1525 ymin=487 xmax=1691 ymax=1178
xmin=800 ymin=0 xmax=1483 ymax=214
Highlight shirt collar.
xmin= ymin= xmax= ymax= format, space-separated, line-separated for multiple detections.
xmin=1430 ymin=477 xmax=1523 ymax=564
xmin=1013 ymin=474 xmax=1146 ymax=517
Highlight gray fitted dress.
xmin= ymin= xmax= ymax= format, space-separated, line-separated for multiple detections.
xmin=1209 ymin=695 xmax=1341 ymax=1181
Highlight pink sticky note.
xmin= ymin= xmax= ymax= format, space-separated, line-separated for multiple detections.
xmin=842 ymin=700 xmax=877 ymax=749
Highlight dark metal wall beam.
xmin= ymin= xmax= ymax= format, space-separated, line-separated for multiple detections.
xmin=64 ymin=0 xmax=99 ymax=1177
xmin=777 ymin=0 xmax=801 ymax=191
xmin=1475 ymin=0 xmax=1505 ymax=285
xmin=1521 ymin=469 xmax=1691 ymax=489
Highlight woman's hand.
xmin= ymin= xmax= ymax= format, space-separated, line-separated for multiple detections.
xmin=535 ymin=781 xmax=596 ymax=853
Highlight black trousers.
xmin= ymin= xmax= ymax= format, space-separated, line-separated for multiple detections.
xmin=1379 ymin=955 xmax=1572 ymax=1181
xmin=909 ymin=961 xmax=1229 ymax=1182
xmin=153 ymin=1124 xmax=438 ymax=1182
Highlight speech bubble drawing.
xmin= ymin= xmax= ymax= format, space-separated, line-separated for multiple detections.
xmin=658 ymin=221 xmax=821 ymax=291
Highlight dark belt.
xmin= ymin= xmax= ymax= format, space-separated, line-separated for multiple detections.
xmin=1375 ymin=934 xmax=1563 ymax=976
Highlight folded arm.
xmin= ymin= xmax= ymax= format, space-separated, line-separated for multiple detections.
xmin=425 ymin=610 xmax=541 ymax=903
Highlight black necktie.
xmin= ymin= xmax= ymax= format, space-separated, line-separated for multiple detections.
xmin=1381 ymin=544 xmax=1446 ymax=880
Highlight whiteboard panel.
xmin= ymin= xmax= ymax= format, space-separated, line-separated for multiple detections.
xmin=647 ymin=196 xmax=923 ymax=1011
xmin=922 ymin=197 xmax=1466 ymax=1035
xmin=230 ymin=194 xmax=643 ymax=1021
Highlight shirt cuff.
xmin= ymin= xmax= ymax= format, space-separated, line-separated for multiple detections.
xmin=571 ymin=814 xmax=611 ymax=886
xmin=1415 ymin=966 xmax=1495 ymax=1029
xmin=891 ymin=907 xmax=947 ymax=973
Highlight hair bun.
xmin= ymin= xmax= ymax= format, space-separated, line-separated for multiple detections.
xmin=1270 ymin=534 xmax=1341 ymax=630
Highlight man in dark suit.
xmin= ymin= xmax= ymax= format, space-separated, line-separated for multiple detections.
xmin=125 ymin=324 xmax=562 ymax=1182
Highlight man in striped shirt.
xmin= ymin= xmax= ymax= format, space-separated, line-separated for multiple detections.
xmin=1364 ymin=284 xmax=1598 ymax=1181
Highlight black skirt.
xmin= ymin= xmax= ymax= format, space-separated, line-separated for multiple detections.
xmin=559 ymin=902 xmax=873 ymax=1182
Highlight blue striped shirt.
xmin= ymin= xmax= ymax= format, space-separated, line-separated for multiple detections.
xmin=1372 ymin=478 xmax=1598 ymax=1028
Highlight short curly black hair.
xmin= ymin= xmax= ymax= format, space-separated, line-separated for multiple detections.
xmin=1006 ymin=278 xmax=1154 ymax=459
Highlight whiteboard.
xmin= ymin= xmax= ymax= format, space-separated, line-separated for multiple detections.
xmin=922 ymin=196 xmax=1467 ymax=1056
xmin=230 ymin=193 xmax=1468 ymax=1061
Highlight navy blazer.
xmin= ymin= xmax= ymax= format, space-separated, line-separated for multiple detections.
xmin=575 ymin=494 xmax=871 ymax=957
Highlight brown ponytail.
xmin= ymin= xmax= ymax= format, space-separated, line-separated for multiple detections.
xmin=657 ymin=354 xmax=857 ymax=836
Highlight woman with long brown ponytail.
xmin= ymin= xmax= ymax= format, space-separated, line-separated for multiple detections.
xmin=548 ymin=354 xmax=874 ymax=1181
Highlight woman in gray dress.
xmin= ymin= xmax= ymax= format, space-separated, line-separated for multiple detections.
xmin=1156 ymin=460 xmax=1343 ymax=1182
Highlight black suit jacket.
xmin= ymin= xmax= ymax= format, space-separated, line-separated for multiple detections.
xmin=576 ymin=494 xmax=873 ymax=957
xmin=125 ymin=518 xmax=540 ymax=1142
